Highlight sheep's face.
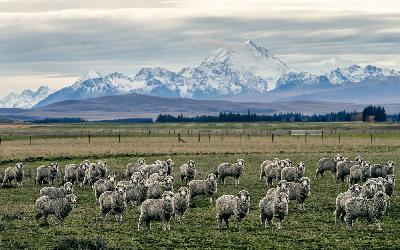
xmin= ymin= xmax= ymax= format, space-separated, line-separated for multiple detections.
xmin=166 ymin=159 xmax=174 ymax=167
xmin=162 ymin=191 xmax=174 ymax=202
xmin=64 ymin=182 xmax=74 ymax=194
xmin=297 ymin=162 xmax=305 ymax=173
xmin=386 ymin=175 xmax=395 ymax=185
xmin=108 ymin=174 xmax=116 ymax=183
xmin=350 ymin=184 xmax=361 ymax=196
xmin=208 ymin=173 xmax=216 ymax=182
xmin=277 ymin=192 xmax=289 ymax=204
xmin=79 ymin=162 xmax=88 ymax=171
xmin=188 ymin=160 xmax=195 ymax=169
xmin=300 ymin=177 xmax=310 ymax=189
xmin=365 ymin=180 xmax=377 ymax=192
xmin=15 ymin=163 xmax=23 ymax=170
xmin=66 ymin=194 xmax=77 ymax=205
xmin=273 ymin=158 xmax=280 ymax=164
xmin=355 ymin=156 xmax=364 ymax=164
xmin=116 ymin=186 xmax=126 ymax=196
xmin=139 ymin=167 xmax=147 ymax=176
xmin=343 ymin=157 xmax=349 ymax=162
xmin=237 ymin=190 xmax=250 ymax=203
xmin=374 ymin=191 xmax=386 ymax=200
xmin=335 ymin=154 xmax=344 ymax=162
xmin=285 ymin=159 xmax=292 ymax=167
xmin=237 ymin=159 xmax=245 ymax=167
xmin=278 ymin=180 xmax=288 ymax=192
xmin=90 ymin=164 xmax=97 ymax=171
xmin=165 ymin=176 xmax=174 ymax=186
xmin=131 ymin=174 xmax=140 ymax=185
xmin=138 ymin=158 xmax=146 ymax=165
xmin=141 ymin=179 xmax=149 ymax=188
xmin=158 ymin=169 xmax=167 ymax=177
xmin=178 ymin=187 xmax=188 ymax=197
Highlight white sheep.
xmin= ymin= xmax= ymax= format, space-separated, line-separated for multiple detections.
xmin=147 ymin=176 xmax=174 ymax=199
xmin=188 ymin=173 xmax=218 ymax=204
xmin=138 ymin=191 xmax=175 ymax=230
xmin=35 ymin=194 xmax=77 ymax=226
xmin=2 ymin=163 xmax=24 ymax=187
xmin=216 ymin=190 xmax=250 ymax=231
xmin=35 ymin=163 xmax=58 ymax=185
xmin=174 ymin=187 xmax=190 ymax=221
xmin=334 ymin=184 xmax=361 ymax=223
xmin=259 ymin=190 xmax=289 ymax=230
xmin=39 ymin=182 xmax=74 ymax=199
xmin=126 ymin=158 xmax=146 ymax=178
xmin=287 ymin=177 xmax=311 ymax=210
xmin=281 ymin=162 xmax=305 ymax=182
xmin=98 ymin=186 xmax=127 ymax=222
xmin=217 ymin=159 xmax=245 ymax=185
xmin=93 ymin=174 xmax=116 ymax=202
xmin=180 ymin=160 xmax=197 ymax=185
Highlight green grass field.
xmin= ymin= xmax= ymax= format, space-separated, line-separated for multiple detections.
xmin=0 ymin=122 xmax=400 ymax=249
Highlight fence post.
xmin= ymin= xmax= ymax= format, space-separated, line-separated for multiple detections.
xmin=247 ymin=134 xmax=250 ymax=141
xmin=198 ymin=133 xmax=201 ymax=142
xmin=178 ymin=133 xmax=180 ymax=142
xmin=88 ymin=134 xmax=91 ymax=143
xmin=321 ymin=131 xmax=324 ymax=142
xmin=338 ymin=134 xmax=341 ymax=143
xmin=0 ymin=137 xmax=1 ymax=146
xmin=304 ymin=134 xmax=307 ymax=143
xmin=208 ymin=133 xmax=211 ymax=143
xmin=272 ymin=133 xmax=275 ymax=143
xmin=370 ymin=134 xmax=373 ymax=144
xmin=118 ymin=133 xmax=121 ymax=143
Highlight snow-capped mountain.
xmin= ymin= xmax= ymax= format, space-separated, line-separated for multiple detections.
xmin=33 ymin=40 xmax=400 ymax=107
xmin=0 ymin=86 xmax=54 ymax=108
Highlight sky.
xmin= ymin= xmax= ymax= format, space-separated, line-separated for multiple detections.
xmin=0 ymin=0 xmax=400 ymax=97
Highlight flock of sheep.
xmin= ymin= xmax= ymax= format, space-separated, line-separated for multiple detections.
xmin=0 ymin=154 xmax=395 ymax=231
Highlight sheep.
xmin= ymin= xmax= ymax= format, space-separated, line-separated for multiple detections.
xmin=349 ymin=161 xmax=371 ymax=186
xmin=370 ymin=161 xmax=395 ymax=178
xmin=315 ymin=154 xmax=344 ymax=178
xmin=138 ymin=191 xmax=175 ymax=230
xmin=260 ymin=158 xmax=280 ymax=181
xmin=81 ymin=163 xmax=102 ymax=187
xmin=93 ymin=174 xmax=116 ymax=202
xmin=130 ymin=168 xmax=148 ymax=183
xmin=147 ymin=176 xmax=174 ymax=199
xmin=148 ymin=169 xmax=167 ymax=184
xmin=165 ymin=159 xmax=174 ymax=176
xmin=188 ymin=173 xmax=218 ymax=204
xmin=126 ymin=158 xmax=146 ymax=178
xmin=35 ymin=194 xmax=77 ymax=226
xmin=383 ymin=175 xmax=396 ymax=197
xmin=2 ymin=163 xmax=24 ymax=187
xmin=334 ymin=184 xmax=361 ymax=223
xmin=281 ymin=162 xmax=305 ymax=182
xmin=98 ymin=186 xmax=127 ymax=222
xmin=217 ymin=159 xmax=245 ymax=185
xmin=344 ymin=191 xmax=388 ymax=230
xmin=124 ymin=179 xmax=149 ymax=206
xmin=216 ymin=190 xmax=250 ymax=231
xmin=64 ymin=163 xmax=87 ymax=185
xmin=96 ymin=160 xmax=109 ymax=178
xmin=39 ymin=182 xmax=74 ymax=199
xmin=144 ymin=161 xmax=168 ymax=176
xmin=287 ymin=177 xmax=311 ymax=210
xmin=180 ymin=160 xmax=197 ymax=185
xmin=174 ymin=187 xmax=190 ymax=221
xmin=261 ymin=161 xmax=285 ymax=187
xmin=259 ymin=190 xmax=289 ymax=230
xmin=266 ymin=180 xmax=289 ymax=198
xmin=360 ymin=179 xmax=377 ymax=199
xmin=336 ymin=156 xmax=364 ymax=182
xmin=35 ymin=163 xmax=58 ymax=185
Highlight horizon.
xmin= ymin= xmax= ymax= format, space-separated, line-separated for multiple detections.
xmin=1 ymin=0 xmax=400 ymax=97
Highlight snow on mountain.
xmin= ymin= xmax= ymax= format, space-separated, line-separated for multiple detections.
xmin=0 ymin=86 xmax=54 ymax=108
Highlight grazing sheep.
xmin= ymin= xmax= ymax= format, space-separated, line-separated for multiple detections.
xmin=126 ymin=158 xmax=146 ymax=178
xmin=336 ymin=157 xmax=361 ymax=183
xmin=384 ymin=175 xmax=396 ymax=197
xmin=165 ymin=159 xmax=174 ymax=176
xmin=98 ymin=186 xmax=127 ymax=222
xmin=144 ymin=161 xmax=168 ymax=176
xmin=188 ymin=173 xmax=218 ymax=205
xmin=36 ymin=163 xmax=58 ymax=185
xmin=35 ymin=194 xmax=77 ymax=226
xmin=281 ymin=162 xmax=305 ymax=182
xmin=349 ymin=162 xmax=371 ymax=186
xmin=287 ymin=177 xmax=311 ymax=210
xmin=147 ymin=176 xmax=174 ymax=199
xmin=124 ymin=179 xmax=149 ymax=206
xmin=148 ymin=169 xmax=167 ymax=184
xmin=260 ymin=158 xmax=280 ymax=181
xmin=180 ymin=160 xmax=197 ymax=185
xmin=216 ymin=190 xmax=250 ymax=231
xmin=81 ymin=163 xmax=102 ymax=187
xmin=64 ymin=163 xmax=87 ymax=185
xmin=315 ymin=154 xmax=344 ymax=178
xmin=2 ymin=163 xmax=24 ymax=187
xmin=370 ymin=161 xmax=395 ymax=178
xmin=93 ymin=174 xmax=116 ymax=202
xmin=217 ymin=159 xmax=245 ymax=185
xmin=39 ymin=182 xmax=74 ymax=199
xmin=138 ymin=191 xmax=175 ymax=230
xmin=344 ymin=191 xmax=388 ymax=230
xmin=262 ymin=161 xmax=285 ymax=187
xmin=259 ymin=190 xmax=289 ymax=230
xmin=334 ymin=184 xmax=361 ymax=223
xmin=174 ymin=187 xmax=190 ymax=221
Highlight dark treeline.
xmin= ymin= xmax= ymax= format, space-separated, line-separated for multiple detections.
xmin=156 ymin=110 xmax=363 ymax=123
xmin=96 ymin=118 xmax=153 ymax=123
xmin=31 ymin=117 xmax=87 ymax=123
xmin=362 ymin=105 xmax=386 ymax=122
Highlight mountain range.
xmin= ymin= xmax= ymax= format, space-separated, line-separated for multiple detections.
xmin=1 ymin=40 xmax=400 ymax=109
xmin=0 ymin=86 xmax=53 ymax=109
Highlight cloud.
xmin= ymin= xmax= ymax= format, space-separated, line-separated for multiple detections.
xmin=0 ymin=0 xmax=399 ymax=95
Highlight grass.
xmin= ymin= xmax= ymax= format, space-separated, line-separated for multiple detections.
xmin=0 ymin=123 xmax=400 ymax=249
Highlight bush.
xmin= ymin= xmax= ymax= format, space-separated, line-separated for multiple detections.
xmin=53 ymin=237 xmax=109 ymax=250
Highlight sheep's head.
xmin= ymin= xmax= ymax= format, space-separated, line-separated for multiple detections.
xmin=349 ymin=184 xmax=361 ymax=196
xmin=66 ymin=194 xmax=77 ymax=206
xmin=237 ymin=190 xmax=250 ymax=204
xmin=177 ymin=187 xmax=189 ymax=197
xmin=107 ymin=174 xmax=116 ymax=183
xmin=164 ymin=176 xmax=174 ymax=187
xmin=237 ymin=159 xmax=245 ymax=167
xmin=79 ymin=162 xmax=89 ymax=171
xmin=277 ymin=191 xmax=289 ymax=204
xmin=166 ymin=159 xmax=174 ymax=167
xmin=207 ymin=173 xmax=216 ymax=182
xmin=187 ymin=160 xmax=196 ymax=169
xmin=162 ymin=191 xmax=175 ymax=204
xmin=140 ymin=179 xmax=149 ymax=188
xmin=116 ymin=186 xmax=126 ymax=195
xmin=15 ymin=163 xmax=23 ymax=171
xmin=355 ymin=155 xmax=364 ymax=164
xmin=387 ymin=160 xmax=395 ymax=172
xmin=284 ymin=159 xmax=292 ymax=167
xmin=365 ymin=179 xmax=377 ymax=193
xmin=297 ymin=162 xmax=305 ymax=174
xmin=139 ymin=167 xmax=147 ymax=176
xmin=334 ymin=154 xmax=344 ymax=162
xmin=299 ymin=177 xmax=311 ymax=193
xmin=89 ymin=163 xmax=97 ymax=171
xmin=343 ymin=157 xmax=349 ymax=162
xmin=273 ymin=158 xmax=280 ymax=164
xmin=362 ymin=162 xmax=371 ymax=178
xmin=137 ymin=158 xmax=146 ymax=165
xmin=131 ymin=173 xmax=140 ymax=185
xmin=158 ymin=169 xmax=167 ymax=177
xmin=385 ymin=175 xmax=395 ymax=185
xmin=63 ymin=182 xmax=74 ymax=194
xmin=278 ymin=180 xmax=288 ymax=192
xmin=50 ymin=163 xmax=58 ymax=173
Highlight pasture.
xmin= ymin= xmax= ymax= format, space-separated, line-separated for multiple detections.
xmin=0 ymin=122 xmax=400 ymax=249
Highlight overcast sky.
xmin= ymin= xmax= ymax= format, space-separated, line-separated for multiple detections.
xmin=0 ymin=0 xmax=399 ymax=97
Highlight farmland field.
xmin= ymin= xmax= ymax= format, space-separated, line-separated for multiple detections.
xmin=0 ymin=122 xmax=400 ymax=249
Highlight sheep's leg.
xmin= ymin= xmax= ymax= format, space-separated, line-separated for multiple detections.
xmin=209 ymin=196 xmax=213 ymax=204
xmin=44 ymin=215 xmax=49 ymax=225
xmin=163 ymin=221 xmax=167 ymax=231
xmin=167 ymin=220 xmax=171 ymax=231
xmin=376 ymin=221 xmax=382 ymax=231
xmin=224 ymin=218 xmax=229 ymax=229
xmin=223 ymin=179 xmax=226 ymax=186
xmin=236 ymin=218 xmax=242 ymax=232
xmin=237 ymin=178 xmax=240 ymax=185
xmin=260 ymin=214 xmax=266 ymax=228
xmin=277 ymin=221 xmax=282 ymax=230
xmin=217 ymin=217 xmax=223 ymax=229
